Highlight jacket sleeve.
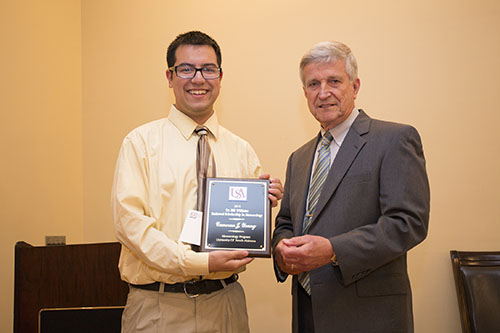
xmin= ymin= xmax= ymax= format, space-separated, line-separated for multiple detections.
xmin=272 ymin=152 xmax=296 ymax=282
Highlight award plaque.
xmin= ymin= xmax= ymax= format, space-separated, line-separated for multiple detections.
xmin=201 ymin=178 xmax=271 ymax=257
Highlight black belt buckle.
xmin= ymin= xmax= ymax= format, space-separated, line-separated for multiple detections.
xmin=183 ymin=280 xmax=200 ymax=299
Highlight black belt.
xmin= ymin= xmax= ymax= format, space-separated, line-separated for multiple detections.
xmin=130 ymin=274 xmax=238 ymax=297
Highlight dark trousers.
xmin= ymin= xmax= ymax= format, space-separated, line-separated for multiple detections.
xmin=298 ymin=284 xmax=315 ymax=333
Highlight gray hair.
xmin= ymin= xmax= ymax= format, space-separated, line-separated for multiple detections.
xmin=299 ymin=41 xmax=358 ymax=85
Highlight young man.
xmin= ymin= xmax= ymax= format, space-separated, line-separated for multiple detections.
xmin=112 ymin=31 xmax=282 ymax=333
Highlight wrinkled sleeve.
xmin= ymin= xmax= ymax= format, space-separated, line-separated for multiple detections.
xmin=111 ymin=134 xmax=208 ymax=279
xmin=246 ymin=141 xmax=262 ymax=178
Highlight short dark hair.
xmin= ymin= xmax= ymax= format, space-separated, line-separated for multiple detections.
xmin=166 ymin=31 xmax=222 ymax=68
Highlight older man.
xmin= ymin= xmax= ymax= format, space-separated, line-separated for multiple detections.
xmin=272 ymin=41 xmax=430 ymax=332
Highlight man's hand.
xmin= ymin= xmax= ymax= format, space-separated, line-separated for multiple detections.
xmin=275 ymin=235 xmax=334 ymax=273
xmin=208 ymin=250 xmax=254 ymax=272
xmin=259 ymin=174 xmax=283 ymax=207
xmin=275 ymin=239 xmax=303 ymax=275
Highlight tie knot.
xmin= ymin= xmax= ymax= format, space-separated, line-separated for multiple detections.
xmin=195 ymin=126 xmax=209 ymax=137
xmin=321 ymin=131 xmax=333 ymax=146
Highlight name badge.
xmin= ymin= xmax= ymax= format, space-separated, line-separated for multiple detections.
xmin=179 ymin=210 xmax=202 ymax=246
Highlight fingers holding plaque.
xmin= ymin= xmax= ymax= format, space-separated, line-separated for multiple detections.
xmin=201 ymin=178 xmax=271 ymax=257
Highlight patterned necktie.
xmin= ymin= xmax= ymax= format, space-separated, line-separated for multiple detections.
xmin=195 ymin=126 xmax=216 ymax=212
xmin=299 ymin=131 xmax=333 ymax=294
xmin=303 ymin=131 xmax=333 ymax=233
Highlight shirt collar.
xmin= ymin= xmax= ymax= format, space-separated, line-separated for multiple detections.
xmin=321 ymin=108 xmax=359 ymax=146
xmin=167 ymin=105 xmax=220 ymax=140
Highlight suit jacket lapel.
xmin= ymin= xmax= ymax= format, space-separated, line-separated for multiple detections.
xmin=309 ymin=110 xmax=371 ymax=228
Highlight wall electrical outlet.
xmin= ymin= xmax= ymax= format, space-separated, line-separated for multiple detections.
xmin=45 ymin=235 xmax=66 ymax=246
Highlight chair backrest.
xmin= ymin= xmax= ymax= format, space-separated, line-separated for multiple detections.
xmin=450 ymin=250 xmax=500 ymax=333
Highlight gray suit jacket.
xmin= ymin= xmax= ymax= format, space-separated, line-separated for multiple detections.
xmin=272 ymin=110 xmax=430 ymax=333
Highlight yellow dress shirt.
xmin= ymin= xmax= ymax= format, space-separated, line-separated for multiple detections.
xmin=112 ymin=105 xmax=262 ymax=284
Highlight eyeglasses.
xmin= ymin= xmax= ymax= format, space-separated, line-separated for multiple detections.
xmin=169 ymin=64 xmax=222 ymax=79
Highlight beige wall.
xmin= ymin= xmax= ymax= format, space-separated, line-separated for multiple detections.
xmin=2 ymin=0 xmax=500 ymax=331
xmin=0 ymin=0 xmax=83 ymax=331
